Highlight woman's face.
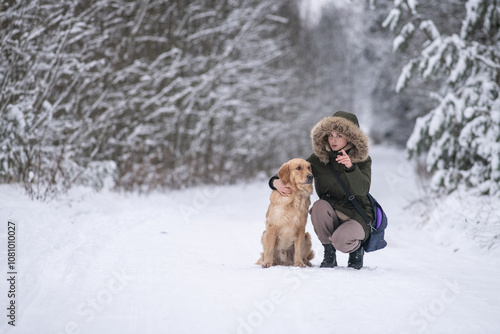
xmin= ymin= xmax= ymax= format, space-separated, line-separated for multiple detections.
xmin=328 ymin=131 xmax=348 ymax=151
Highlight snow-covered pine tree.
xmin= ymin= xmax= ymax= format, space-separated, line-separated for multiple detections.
xmin=383 ymin=0 xmax=500 ymax=195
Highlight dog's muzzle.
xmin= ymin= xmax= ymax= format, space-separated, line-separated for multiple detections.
xmin=306 ymin=173 xmax=314 ymax=184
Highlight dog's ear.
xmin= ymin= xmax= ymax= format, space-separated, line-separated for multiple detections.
xmin=277 ymin=162 xmax=290 ymax=184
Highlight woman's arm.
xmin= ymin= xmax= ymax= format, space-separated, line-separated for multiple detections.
xmin=345 ymin=157 xmax=372 ymax=196
xmin=268 ymin=175 xmax=292 ymax=196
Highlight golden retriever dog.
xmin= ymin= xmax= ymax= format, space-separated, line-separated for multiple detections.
xmin=257 ymin=158 xmax=315 ymax=268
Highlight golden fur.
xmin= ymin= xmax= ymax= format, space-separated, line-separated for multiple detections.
xmin=257 ymin=158 xmax=315 ymax=268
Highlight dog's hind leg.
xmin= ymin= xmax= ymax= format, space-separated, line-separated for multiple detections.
xmin=283 ymin=246 xmax=295 ymax=266
xmin=303 ymin=232 xmax=315 ymax=266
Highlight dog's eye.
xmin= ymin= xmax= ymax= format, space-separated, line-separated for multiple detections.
xmin=296 ymin=166 xmax=301 ymax=171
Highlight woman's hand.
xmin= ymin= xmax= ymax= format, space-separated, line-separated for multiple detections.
xmin=273 ymin=179 xmax=292 ymax=197
xmin=336 ymin=149 xmax=352 ymax=169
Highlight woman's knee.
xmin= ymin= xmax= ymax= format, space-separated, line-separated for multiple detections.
xmin=309 ymin=200 xmax=336 ymax=226
xmin=309 ymin=199 xmax=332 ymax=215
xmin=309 ymin=200 xmax=338 ymax=244
xmin=330 ymin=220 xmax=365 ymax=253
xmin=309 ymin=199 xmax=334 ymax=223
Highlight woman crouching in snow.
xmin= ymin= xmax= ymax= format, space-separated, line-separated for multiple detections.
xmin=269 ymin=111 xmax=373 ymax=269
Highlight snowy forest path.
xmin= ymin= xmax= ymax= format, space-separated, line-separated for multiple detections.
xmin=1 ymin=146 xmax=500 ymax=334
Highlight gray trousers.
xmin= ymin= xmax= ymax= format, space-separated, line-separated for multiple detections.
xmin=309 ymin=199 xmax=364 ymax=253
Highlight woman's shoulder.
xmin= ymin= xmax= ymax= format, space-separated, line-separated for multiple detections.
xmin=306 ymin=153 xmax=322 ymax=165
xmin=359 ymin=155 xmax=372 ymax=165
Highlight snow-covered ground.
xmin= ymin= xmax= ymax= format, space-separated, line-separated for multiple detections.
xmin=1 ymin=146 xmax=499 ymax=334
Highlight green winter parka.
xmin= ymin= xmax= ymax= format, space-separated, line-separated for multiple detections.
xmin=308 ymin=111 xmax=373 ymax=240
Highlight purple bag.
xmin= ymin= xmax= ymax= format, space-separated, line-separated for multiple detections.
xmin=363 ymin=194 xmax=388 ymax=252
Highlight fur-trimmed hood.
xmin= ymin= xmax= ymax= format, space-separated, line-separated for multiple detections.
xmin=311 ymin=111 xmax=369 ymax=164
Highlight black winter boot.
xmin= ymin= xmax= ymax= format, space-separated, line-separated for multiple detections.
xmin=320 ymin=244 xmax=337 ymax=268
xmin=348 ymin=246 xmax=364 ymax=270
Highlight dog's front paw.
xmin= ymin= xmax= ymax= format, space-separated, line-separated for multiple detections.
xmin=261 ymin=261 xmax=273 ymax=268
xmin=294 ymin=261 xmax=306 ymax=268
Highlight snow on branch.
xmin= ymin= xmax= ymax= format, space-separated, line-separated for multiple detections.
xmin=392 ymin=22 xmax=415 ymax=52
xmin=265 ymin=14 xmax=289 ymax=24
xmin=395 ymin=59 xmax=416 ymax=92
xmin=419 ymin=20 xmax=440 ymax=41
xmin=382 ymin=8 xmax=401 ymax=31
